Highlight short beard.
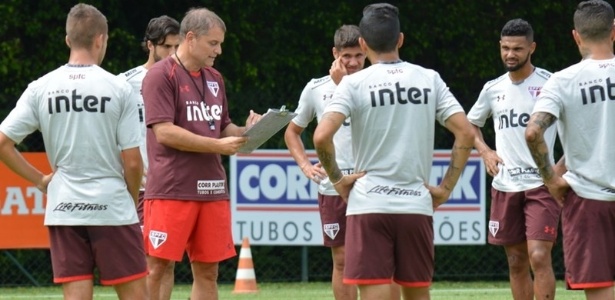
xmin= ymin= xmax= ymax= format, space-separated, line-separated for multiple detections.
xmin=153 ymin=52 xmax=162 ymax=63
xmin=504 ymin=55 xmax=530 ymax=72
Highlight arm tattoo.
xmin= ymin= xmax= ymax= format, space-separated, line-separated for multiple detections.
xmin=315 ymin=112 xmax=344 ymax=182
xmin=442 ymin=143 xmax=473 ymax=191
xmin=316 ymin=149 xmax=342 ymax=182
xmin=526 ymin=112 xmax=556 ymax=181
xmin=531 ymin=112 xmax=556 ymax=130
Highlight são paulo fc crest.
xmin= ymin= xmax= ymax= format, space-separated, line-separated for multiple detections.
xmin=207 ymin=81 xmax=219 ymax=97
xmin=528 ymin=86 xmax=541 ymax=100
xmin=488 ymin=221 xmax=499 ymax=237
xmin=323 ymin=223 xmax=340 ymax=240
xmin=149 ymin=230 xmax=168 ymax=249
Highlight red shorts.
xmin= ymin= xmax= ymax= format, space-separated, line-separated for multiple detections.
xmin=488 ymin=185 xmax=560 ymax=245
xmin=344 ymin=213 xmax=433 ymax=287
xmin=318 ymin=194 xmax=348 ymax=247
xmin=49 ymin=224 xmax=147 ymax=286
xmin=143 ymin=199 xmax=236 ymax=263
xmin=562 ymin=190 xmax=615 ymax=289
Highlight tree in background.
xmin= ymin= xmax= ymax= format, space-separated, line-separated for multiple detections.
xmin=0 ymin=0 xmax=579 ymax=150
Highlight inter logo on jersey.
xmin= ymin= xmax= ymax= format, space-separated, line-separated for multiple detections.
xmin=498 ymin=108 xmax=530 ymax=129
xmin=369 ymin=82 xmax=431 ymax=107
xmin=323 ymin=223 xmax=340 ymax=240
xmin=149 ymin=230 xmax=168 ymax=249
xmin=580 ymin=77 xmax=615 ymax=105
xmin=47 ymin=89 xmax=111 ymax=114
xmin=207 ymin=81 xmax=219 ymax=97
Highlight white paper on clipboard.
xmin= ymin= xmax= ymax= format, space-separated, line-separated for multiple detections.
xmin=238 ymin=105 xmax=297 ymax=154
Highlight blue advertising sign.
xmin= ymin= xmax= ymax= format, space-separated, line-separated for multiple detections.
xmin=230 ymin=150 xmax=486 ymax=245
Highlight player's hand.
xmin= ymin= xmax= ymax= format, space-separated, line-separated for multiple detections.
xmin=480 ymin=149 xmax=503 ymax=177
xmin=332 ymin=172 xmax=365 ymax=202
xmin=36 ymin=172 xmax=54 ymax=194
xmin=300 ymin=162 xmax=328 ymax=184
xmin=329 ymin=57 xmax=347 ymax=85
xmin=544 ymin=175 xmax=570 ymax=207
xmin=217 ymin=136 xmax=248 ymax=155
xmin=426 ymin=184 xmax=451 ymax=210
xmin=245 ymin=110 xmax=261 ymax=130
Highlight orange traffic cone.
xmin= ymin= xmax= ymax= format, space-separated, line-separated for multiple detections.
xmin=233 ymin=237 xmax=258 ymax=293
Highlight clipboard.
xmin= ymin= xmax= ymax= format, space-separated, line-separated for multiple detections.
xmin=238 ymin=105 xmax=297 ymax=154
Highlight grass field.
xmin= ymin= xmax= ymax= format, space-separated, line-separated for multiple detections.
xmin=0 ymin=281 xmax=591 ymax=299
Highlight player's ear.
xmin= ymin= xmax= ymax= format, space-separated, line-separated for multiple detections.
xmin=530 ymin=41 xmax=536 ymax=55
xmin=94 ymin=33 xmax=105 ymax=51
xmin=65 ymin=35 xmax=71 ymax=48
xmin=359 ymin=37 xmax=368 ymax=52
xmin=332 ymin=47 xmax=339 ymax=59
xmin=572 ymin=29 xmax=581 ymax=46
xmin=397 ymin=32 xmax=404 ymax=49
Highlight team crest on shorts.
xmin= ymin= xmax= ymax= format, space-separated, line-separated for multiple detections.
xmin=149 ymin=230 xmax=168 ymax=249
xmin=488 ymin=221 xmax=500 ymax=237
xmin=323 ymin=223 xmax=340 ymax=240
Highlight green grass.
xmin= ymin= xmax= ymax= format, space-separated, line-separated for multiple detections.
xmin=0 ymin=281 xmax=591 ymax=299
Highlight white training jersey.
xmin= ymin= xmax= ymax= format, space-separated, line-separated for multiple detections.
xmin=325 ymin=62 xmax=464 ymax=216
xmin=291 ymin=75 xmax=353 ymax=195
xmin=118 ymin=65 xmax=147 ymax=191
xmin=0 ymin=65 xmax=141 ymax=225
xmin=468 ymin=68 xmax=556 ymax=192
xmin=533 ymin=58 xmax=615 ymax=201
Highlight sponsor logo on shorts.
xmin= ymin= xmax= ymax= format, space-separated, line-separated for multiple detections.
xmin=323 ymin=223 xmax=339 ymax=240
xmin=53 ymin=202 xmax=108 ymax=212
xmin=488 ymin=221 xmax=499 ymax=237
xmin=149 ymin=230 xmax=167 ymax=249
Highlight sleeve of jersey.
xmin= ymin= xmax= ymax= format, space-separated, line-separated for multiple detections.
xmin=466 ymin=86 xmax=491 ymax=127
xmin=291 ymin=82 xmax=316 ymax=128
xmin=117 ymin=83 xmax=141 ymax=150
xmin=433 ymin=73 xmax=464 ymax=126
xmin=0 ymin=86 xmax=41 ymax=144
xmin=324 ymin=78 xmax=351 ymax=117
xmin=218 ymin=77 xmax=232 ymax=131
xmin=143 ymin=66 xmax=176 ymax=127
xmin=531 ymin=78 xmax=561 ymax=118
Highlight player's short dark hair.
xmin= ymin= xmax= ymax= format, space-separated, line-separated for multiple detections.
xmin=334 ymin=25 xmax=360 ymax=50
xmin=359 ymin=3 xmax=400 ymax=53
xmin=142 ymin=15 xmax=180 ymax=52
xmin=500 ymin=18 xmax=534 ymax=42
xmin=574 ymin=0 xmax=614 ymax=42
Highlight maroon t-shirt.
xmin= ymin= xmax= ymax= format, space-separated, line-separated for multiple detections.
xmin=142 ymin=56 xmax=232 ymax=201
